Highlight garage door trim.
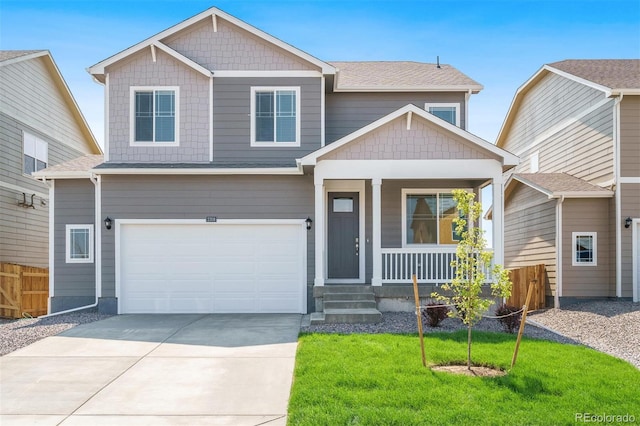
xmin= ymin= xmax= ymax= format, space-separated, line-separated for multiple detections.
xmin=114 ymin=218 xmax=308 ymax=313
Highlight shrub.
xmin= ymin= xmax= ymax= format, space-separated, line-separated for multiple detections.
xmin=423 ymin=303 xmax=450 ymax=327
xmin=495 ymin=304 xmax=522 ymax=333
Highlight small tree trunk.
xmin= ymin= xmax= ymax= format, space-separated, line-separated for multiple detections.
xmin=467 ymin=323 xmax=472 ymax=370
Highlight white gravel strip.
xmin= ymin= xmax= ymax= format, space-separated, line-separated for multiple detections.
xmin=0 ymin=310 xmax=113 ymax=356
xmin=527 ymin=301 xmax=640 ymax=369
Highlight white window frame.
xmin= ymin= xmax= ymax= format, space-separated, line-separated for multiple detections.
xmin=425 ymin=103 xmax=460 ymax=127
xmin=401 ymin=188 xmax=471 ymax=247
xmin=250 ymin=86 xmax=301 ymax=147
xmin=129 ymin=86 xmax=180 ymax=146
xmin=66 ymin=224 xmax=94 ymax=264
xmin=23 ymin=131 xmax=48 ymax=176
xmin=572 ymin=232 xmax=597 ymax=266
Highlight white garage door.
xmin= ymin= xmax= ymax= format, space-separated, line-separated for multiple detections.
xmin=117 ymin=221 xmax=306 ymax=314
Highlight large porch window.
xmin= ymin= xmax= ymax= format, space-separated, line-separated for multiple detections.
xmin=402 ymin=190 xmax=465 ymax=246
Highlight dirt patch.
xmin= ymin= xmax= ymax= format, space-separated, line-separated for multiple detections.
xmin=431 ymin=365 xmax=506 ymax=377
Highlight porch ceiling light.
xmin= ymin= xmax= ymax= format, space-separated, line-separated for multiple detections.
xmin=104 ymin=216 xmax=112 ymax=230
xmin=624 ymin=217 xmax=632 ymax=228
xmin=305 ymin=217 xmax=313 ymax=230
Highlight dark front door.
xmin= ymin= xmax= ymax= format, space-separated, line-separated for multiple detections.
xmin=328 ymin=192 xmax=359 ymax=279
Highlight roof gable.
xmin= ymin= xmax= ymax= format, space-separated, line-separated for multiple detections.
xmin=88 ymin=7 xmax=335 ymax=81
xmin=302 ymin=104 xmax=518 ymax=166
xmin=0 ymin=50 xmax=101 ymax=155
xmin=497 ymin=59 xmax=640 ymax=147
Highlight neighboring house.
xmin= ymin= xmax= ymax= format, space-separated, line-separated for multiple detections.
xmin=496 ymin=59 xmax=640 ymax=306
xmin=0 ymin=50 xmax=101 ymax=268
xmin=35 ymin=7 xmax=518 ymax=317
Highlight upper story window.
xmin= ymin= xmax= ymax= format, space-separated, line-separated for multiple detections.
xmin=402 ymin=189 xmax=468 ymax=246
xmin=130 ymin=87 xmax=179 ymax=146
xmin=425 ymin=103 xmax=460 ymax=127
xmin=250 ymin=87 xmax=300 ymax=147
xmin=23 ymin=131 xmax=48 ymax=175
xmin=572 ymin=232 xmax=597 ymax=266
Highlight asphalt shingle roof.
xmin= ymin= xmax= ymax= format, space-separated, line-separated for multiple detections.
xmin=0 ymin=50 xmax=44 ymax=63
xmin=329 ymin=61 xmax=483 ymax=92
xmin=513 ymin=173 xmax=613 ymax=196
xmin=548 ymin=59 xmax=640 ymax=90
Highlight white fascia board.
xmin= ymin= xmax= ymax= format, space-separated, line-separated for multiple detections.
xmin=314 ymin=159 xmax=503 ymax=182
xmin=332 ymin=85 xmax=484 ymax=93
xmin=612 ymin=89 xmax=640 ymax=96
xmin=88 ymin=7 xmax=335 ymax=76
xmin=153 ymin=41 xmax=212 ymax=77
xmin=550 ymin=191 xmax=614 ymax=199
xmin=32 ymin=171 xmax=94 ymax=179
xmin=301 ymin=104 xmax=519 ymax=166
xmin=212 ymin=70 xmax=322 ymax=78
xmin=91 ymin=167 xmax=303 ymax=176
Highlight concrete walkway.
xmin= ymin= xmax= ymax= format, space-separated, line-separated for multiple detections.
xmin=0 ymin=314 xmax=301 ymax=426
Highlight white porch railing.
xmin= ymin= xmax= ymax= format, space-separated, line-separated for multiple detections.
xmin=381 ymin=247 xmax=493 ymax=284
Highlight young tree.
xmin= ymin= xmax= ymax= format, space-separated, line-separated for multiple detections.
xmin=432 ymin=189 xmax=512 ymax=370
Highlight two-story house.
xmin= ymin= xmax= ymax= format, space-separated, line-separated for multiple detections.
xmin=0 ymin=50 xmax=101 ymax=268
xmin=496 ymin=60 xmax=640 ymax=306
xmin=35 ymin=7 xmax=517 ymax=319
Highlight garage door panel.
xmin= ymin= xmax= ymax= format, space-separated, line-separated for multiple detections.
xmin=119 ymin=222 xmax=305 ymax=314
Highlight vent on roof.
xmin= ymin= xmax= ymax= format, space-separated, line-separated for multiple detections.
xmin=437 ymin=56 xmax=441 ymax=69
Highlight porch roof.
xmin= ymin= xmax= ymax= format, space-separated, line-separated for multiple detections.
xmin=506 ymin=173 xmax=614 ymax=199
xmin=301 ymin=104 xmax=519 ymax=169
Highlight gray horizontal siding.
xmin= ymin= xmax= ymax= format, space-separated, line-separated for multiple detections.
xmin=562 ymin=198 xmax=612 ymax=297
xmin=503 ymin=72 xmax=607 ymax=156
xmin=212 ymin=77 xmax=321 ymax=162
xmin=504 ymin=184 xmax=557 ymax=297
xmin=54 ymin=179 xmax=95 ymax=300
xmin=326 ymin=92 xmax=466 ymax=144
xmin=0 ymin=55 xmax=92 ymax=154
xmin=100 ymin=175 xmax=315 ymax=298
xmin=620 ymin=96 xmax=640 ymax=178
xmin=0 ymin=187 xmax=48 ymax=267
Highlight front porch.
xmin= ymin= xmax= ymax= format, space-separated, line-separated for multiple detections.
xmin=299 ymin=104 xmax=518 ymax=321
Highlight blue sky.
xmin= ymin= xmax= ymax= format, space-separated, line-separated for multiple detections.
xmin=1 ymin=0 xmax=639 ymax=148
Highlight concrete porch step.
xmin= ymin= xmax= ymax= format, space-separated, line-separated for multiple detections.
xmin=323 ymin=300 xmax=377 ymax=309
xmin=323 ymin=308 xmax=382 ymax=324
xmin=322 ymin=285 xmax=373 ymax=293
xmin=323 ymin=292 xmax=375 ymax=302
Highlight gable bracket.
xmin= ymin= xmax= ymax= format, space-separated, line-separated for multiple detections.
xmin=212 ymin=14 xmax=217 ymax=33
xmin=150 ymin=45 xmax=157 ymax=63
xmin=406 ymin=111 xmax=412 ymax=130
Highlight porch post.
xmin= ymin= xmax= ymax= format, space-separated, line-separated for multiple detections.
xmin=372 ymin=178 xmax=382 ymax=286
xmin=492 ymin=174 xmax=504 ymax=266
xmin=314 ymin=179 xmax=325 ymax=286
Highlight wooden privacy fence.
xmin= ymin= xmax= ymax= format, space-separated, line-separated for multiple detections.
xmin=0 ymin=263 xmax=49 ymax=318
xmin=506 ymin=264 xmax=546 ymax=311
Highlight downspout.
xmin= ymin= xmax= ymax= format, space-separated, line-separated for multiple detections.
xmin=614 ymin=94 xmax=623 ymax=298
xmin=41 ymin=175 xmax=102 ymax=317
xmin=555 ymin=195 xmax=564 ymax=309
xmin=40 ymin=178 xmax=54 ymax=314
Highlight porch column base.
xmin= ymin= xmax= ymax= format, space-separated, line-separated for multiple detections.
xmin=314 ymin=277 xmax=325 ymax=287
xmin=372 ymin=277 xmax=382 ymax=286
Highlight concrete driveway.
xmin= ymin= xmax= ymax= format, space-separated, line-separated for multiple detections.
xmin=0 ymin=314 xmax=301 ymax=426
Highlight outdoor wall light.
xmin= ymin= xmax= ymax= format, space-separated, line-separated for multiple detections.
xmin=624 ymin=217 xmax=632 ymax=229
xmin=305 ymin=217 xmax=313 ymax=230
xmin=104 ymin=217 xmax=112 ymax=230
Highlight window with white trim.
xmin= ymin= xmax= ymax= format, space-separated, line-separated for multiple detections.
xmin=572 ymin=232 xmax=597 ymax=266
xmin=402 ymin=190 xmax=467 ymax=246
xmin=23 ymin=131 xmax=48 ymax=175
xmin=130 ymin=87 xmax=179 ymax=145
xmin=250 ymin=87 xmax=300 ymax=146
xmin=66 ymin=225 xmax=94 ymax=263
xmin=425 ymin=103 xmax=460 ymax=127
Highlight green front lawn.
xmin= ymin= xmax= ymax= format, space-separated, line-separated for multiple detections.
xmin=288 ymin=331 xmax=640 ymax=425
